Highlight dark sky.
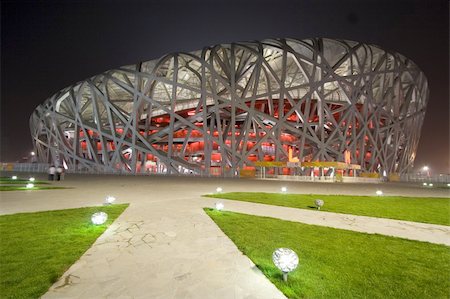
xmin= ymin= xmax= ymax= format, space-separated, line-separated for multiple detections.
xmin=1 ymin=0 xmax=449 ymax=173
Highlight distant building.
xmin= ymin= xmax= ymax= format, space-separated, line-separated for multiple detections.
xmin=30 ymin=38 xmax=428 ymax=176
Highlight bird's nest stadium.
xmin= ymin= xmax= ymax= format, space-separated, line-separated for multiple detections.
xmin=30 ymin=38 xmax=428 ymax=177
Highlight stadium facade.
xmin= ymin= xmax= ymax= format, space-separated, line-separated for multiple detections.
xmin=30 ymin=38 xmax=429 ymax=177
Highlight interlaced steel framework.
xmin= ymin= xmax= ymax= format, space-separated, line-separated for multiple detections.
xmin=30 ymin=38 xmax=428 ymax=176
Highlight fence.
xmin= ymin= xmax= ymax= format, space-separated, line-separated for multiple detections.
xmin=400 ymin=174 xmax=450 ymax=184
xmin=1 ymin=163 xmax=50 ymax=173
xmin=2 ymin=162 xmax=449 ymax=184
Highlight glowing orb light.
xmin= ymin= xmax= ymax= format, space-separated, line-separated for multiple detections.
xmin=105 ymin=196 xmax=116 ymax=205
xmin=447 ymin=183 xmax=450 ymax=187
xmin=272 ymin=248 xmax=299 ymax=282
xmin=423 ymin=182 xmax=427 ymax=186
xmin=29 ymin=177 xmax=35 ymax=182
xmin=91 ymin=212 xmax=108 ymax=225
xmin=281 ymin=187 xmax=287 ymax=193
xmin=216 ymin=187 xmax=223 ymax=193
xmin=376 ymin=190 xmax=383 ymax=196
xmin=314 ymin=199 xmax=324 ymax=210
xmin=26 ymin=183 xmax=34 ymax=189
xmin=429 ymin=183 xmax=433 ymax=187
xmin=215 ymin=202 xmax=224 ymax=211
xmin=11 ymin=176 xmax=17 ymax=180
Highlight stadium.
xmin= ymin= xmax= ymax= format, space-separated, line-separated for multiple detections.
xmin=30 ymin=38 xmax=429 ymax=177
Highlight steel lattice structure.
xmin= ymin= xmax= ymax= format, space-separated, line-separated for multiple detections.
xmin=30 ymin=38 xmax=428 ymax=176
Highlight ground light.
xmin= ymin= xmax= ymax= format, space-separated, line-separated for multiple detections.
xmin=429 ymin=183 xmax=433 ymax=187
xmin=281 ymin=187 xmax=287 ymax=193
xmin=29 ymin=177 xmax=35 ymax=182
xmin=447 ymin=183 xmax=450 ymax=187
xmin=423 ymin=182 xmax=428 ymax=186
xmin=376 ymin=190 xmax=383 ymax=196
xmin=104 ymin=196 xmax=116 ymax=205
xmin=314 ymin=199 xmax=324 ymax=210
xmin=91 ymin=212 xmax=108 ymax=225
xmin=11 ymin=176 xmax=17 ymax=180
xmin=272 ymin=248 xmax=299 ymax=282
xmin=26 ymin=183 xmax=34 ymax=189
xmin=216 ymin=187 xmax=223 ymax=193
xmin=215 ymin=202 xmax=224 ymax=211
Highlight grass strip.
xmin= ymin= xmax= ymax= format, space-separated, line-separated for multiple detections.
xmin=0 ymin=178 xmax=50 ymax=184
xmin=204 ymin=192 xmax=450 ymax=225
xmin=0 ymin=186 xmax=69 ymax=191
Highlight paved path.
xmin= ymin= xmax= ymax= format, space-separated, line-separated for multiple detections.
xmin=202 ymin=198 xmax=450 ymax=246
xmin=0 ymin=174 xmax=449 ymax=298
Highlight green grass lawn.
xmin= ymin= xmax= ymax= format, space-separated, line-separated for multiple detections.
xmin=0 ymin=177 xmax=68 ymax=191
xmin=205 ymin=209 xmax=450 ymax=299
xmin=0 ymin=186 xmax=68 ymax=191
xmin=0 ymin=177 xmax=50 ymax=184
xmin=204 ymin=192 xmax=450 ymax=225
xmin=0 ymin=204 xmax=129 ymax=299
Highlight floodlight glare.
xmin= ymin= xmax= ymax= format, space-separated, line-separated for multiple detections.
xmin=281 ymin=187 xmax=287 ymax=193
xmin=422 ymin=166 xmax=429 ymax=172
xmin=314 ymin=199 xmax=324 ymax=210
xmin=376 ymin=190 xmax=383 ymax=196
xmin=11 ymin=176 xmax=17 ymax=180
xmin=29 ymin=177 xmax=35 ymax=182
xmin=215 ymin=202 xmax=224 ymax=211
xmin=26 ymin=183 xmax=34 ymax=189
xmin=31 ymin=151 xmax=35 ymax=156
xmin=447 ymin=183 xmax=450 ymax=187
xmin=91 ymin=212 xmax=108 ymax=225
xmin=105 ymin=196 xmax=116 ymax=205
xmin=428 ymin=183 xmax=433 ymax=187
xmin=423 ymin=182 xmax=427 ymax=186
xmin=216 ymin=187 xmax=223 ymax=193
xmin=272 ymin=248 xmax=299 ymax=282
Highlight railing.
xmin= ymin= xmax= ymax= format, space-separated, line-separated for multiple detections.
xmin=1 ymin=163 xmax=50 ymax=173
xmin=341 ymin=176 xmax=381 ymax=183
xmin=275 ymin=175 xmax=336 ymax=182
xmin=400 ymin=174 xmax=450 ymax=184
xmin=3 ymin=162 xmax=449 ymax=184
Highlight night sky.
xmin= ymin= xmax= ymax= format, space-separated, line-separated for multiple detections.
xmin=1 ymin=0 xmax=448 ymax=173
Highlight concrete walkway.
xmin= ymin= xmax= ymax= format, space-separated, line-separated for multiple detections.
xmin=0 ymin=174 xmax=449 ymax=298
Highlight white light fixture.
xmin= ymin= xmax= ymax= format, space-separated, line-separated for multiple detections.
xmin=26 ymin=183 xmax=34 ymax=189
xmin=281 ymin=187 xmax=287 ymax=193
xmin=215 ymin=202 xmax=224 ymax=211
xmin=272 ymin=248 xmax=299 ymax=282
xmin=11 ymin=176 xmax=17 ymax=180
xmin=314 ymin=199 xmax=324 ymax=210
xmin=91 ymin=212 xmax=108 ymax=225
xmin=216 ymin=187 xmax=223 ymax=193
xmin=423 ymin=182 xmax=427 ymax=186
xmin=105 ymin=196 xmax=116 ymax=205
xmin=29 ymin=177 xmax=35 ymax=182
xmin=429 ymin=183 xmax=433 ymax=187
xmin=376 ymin=190 xmax=383 ymax=196
xmin=422 ymin=166 xmax=429 ymax=172
xmin=31 ymin=151 xmax=35 ymax=156
xmin=447 ymin=183 xmax=450 ymax=187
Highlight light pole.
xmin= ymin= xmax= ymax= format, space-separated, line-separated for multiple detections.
xmin=30 ymin=151 xmax=37 ymax=163
xmin=422 ymin=166 xmax=430 ymax=177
